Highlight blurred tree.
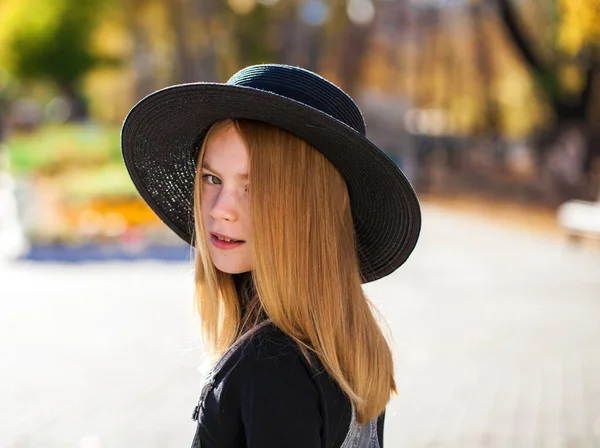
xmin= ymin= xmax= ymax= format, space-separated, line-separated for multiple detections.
xmin=168 ymin=0 xmax=219 ymax=83
xmin=470 ymin=2 xmax=501 ymax=137
xmin=0 ymin=69 xmax=10 ymax=142
xmin=277 ymin=0 xmax=324 ymax=71
xmin=228 ymin=2 xmax=279 ymax=69
xmin=159 ymin=0 xmax=284 ymax=82
xmin=495 ymin=0 xmax=600 ymax=201
xmin=122 ymin=0 xmax=159 ymax=100
xmin=332 ymin=0 xmax=376 ymax=96
xmin=1 ymin=0 xmax=117 ymax=121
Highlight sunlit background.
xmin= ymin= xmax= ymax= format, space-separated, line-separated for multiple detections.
xmin=1 ymin=0 xmax=599 ymax=446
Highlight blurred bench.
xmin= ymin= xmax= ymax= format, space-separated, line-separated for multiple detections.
xmin=557 ymin=199 xmax=600 ymax=242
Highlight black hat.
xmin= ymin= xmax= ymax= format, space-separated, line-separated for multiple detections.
xmin=121 ymin=64 xmax=421 ymax=283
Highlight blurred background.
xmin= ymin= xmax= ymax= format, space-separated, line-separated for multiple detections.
xmin=1 ymin=0 xmax=599 ymax=447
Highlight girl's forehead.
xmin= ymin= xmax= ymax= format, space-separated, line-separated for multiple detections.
xmin=203 ymin=127 xmax=249 ymax=175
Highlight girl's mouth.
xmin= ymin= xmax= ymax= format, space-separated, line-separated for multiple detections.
xmin=210 ymin=234 xmax=245 ymax=250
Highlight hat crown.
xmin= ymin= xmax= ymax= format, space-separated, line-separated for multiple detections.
xmin=227 ymin=64 xmax=366 ymax=136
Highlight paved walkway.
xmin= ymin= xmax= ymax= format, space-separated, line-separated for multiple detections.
xmin=1 ymin=204 xmax=599 ymax=447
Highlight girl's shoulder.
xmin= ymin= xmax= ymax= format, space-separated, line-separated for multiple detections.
xmin=232 ymin=320 xmax=317 ymax=375
xmin=210 ymin=320 xmax=324 ymax=414
xmin=213 ymin=320 xmax=330 ymax=399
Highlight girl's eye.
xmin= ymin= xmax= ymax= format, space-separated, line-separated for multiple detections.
xmin=200 ymin=173 xmax=247 ymax=192
xmin=201 ymin=174 xmax=221 ymax=185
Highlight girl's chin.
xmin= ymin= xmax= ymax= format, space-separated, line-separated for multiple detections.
xmin=213 ymin=263 xmax=253 ymax=274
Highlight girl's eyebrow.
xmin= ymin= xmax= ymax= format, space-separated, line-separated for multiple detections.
xmin=201 ymin=162 xmax=248 ymax=180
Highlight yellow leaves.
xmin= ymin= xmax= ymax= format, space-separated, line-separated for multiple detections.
xmin=90 ymin=21 xmax=133 ymax=59
xmin=0 ymin=0 xmax=64 ymax=44
xmin=84 ymin=67 xmax=135 ymax=123
xmin=227 ymin=0 xmax=257 ymax=15
xmin=447 ymin=97 xmax=481 ymax=136
xmin=559 ymin=64 xmax=585 ymax=93
xmin=558 ymin=0 xmax=600 ymax=54
xmin=0 ymin=0 xmax=48 ymax=65
xmin=498 ymin=80 xmax=547 ymax=138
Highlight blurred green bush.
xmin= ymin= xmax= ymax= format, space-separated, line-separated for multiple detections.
xmin=8 ymin=124 xmax=122 ymax=173
xmin=7 ymin=123 xmax=138 ymax=200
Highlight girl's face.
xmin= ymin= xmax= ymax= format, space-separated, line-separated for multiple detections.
xmin=200 ymin=126 xmax=253 ymax=274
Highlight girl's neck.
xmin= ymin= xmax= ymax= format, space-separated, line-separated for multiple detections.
xmin=233 ymin=271 xmax=260 ymax=325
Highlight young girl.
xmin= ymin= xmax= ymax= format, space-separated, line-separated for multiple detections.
xmin=122 ymin=64 xmax=421 ymax=447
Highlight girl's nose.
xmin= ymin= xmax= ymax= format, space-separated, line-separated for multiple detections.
xmin=209 ymin=190 xmax=239 ymax=222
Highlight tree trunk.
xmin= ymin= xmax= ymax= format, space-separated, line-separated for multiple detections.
xmin=280 ymin=17 xmax=319 ymax=69
xmin=123 ymin=0 xmax=157 ymax=100
xmin=131 ymin=19 xmax=155 ymax=100
xmin=337 ymin=18 xmax=376 ymax=96
xmin=60 ymin=84 xmax=88 ymax=122
xmin=470 ymin=2 xmax=501 ymax=137
xmin=169 ymin=0 xmax=195 ymax=83
xmin=495 ymin=0 xmax=598 ymax=202
xmin=535 ymin=120 xmax=590 ymax=204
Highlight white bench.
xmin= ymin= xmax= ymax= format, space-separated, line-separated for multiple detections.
xmin=557 ymin=199 xmax=600 ymax=242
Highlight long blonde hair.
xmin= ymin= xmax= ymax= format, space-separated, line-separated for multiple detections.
xmin=193 ymin=118 xmax=396 ymax=424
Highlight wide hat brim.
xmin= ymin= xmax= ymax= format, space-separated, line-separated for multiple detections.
xmin=121 ymin=82 xmax=421 ymax=283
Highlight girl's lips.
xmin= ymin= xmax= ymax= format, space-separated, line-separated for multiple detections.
xmin=211 ymin=232 xmax=244 ymax=242
xmin=210 ymin=234 xmax=245 ymax=250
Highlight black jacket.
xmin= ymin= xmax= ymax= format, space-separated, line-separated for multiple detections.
xmin=190 ymin=321 xmax=385 ymax=447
